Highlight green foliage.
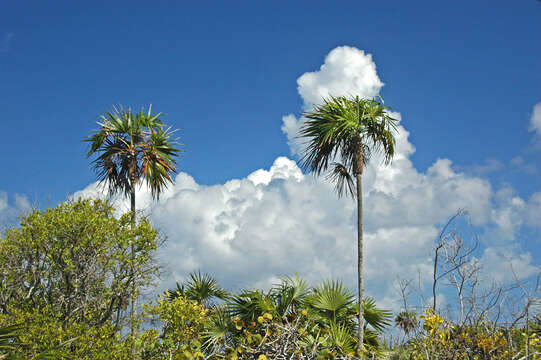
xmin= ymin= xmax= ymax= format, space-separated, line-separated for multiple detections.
xmin=532 ymin=315 xmax=541 ymax=336
xmin=199 ymin=276 xmax=391 ymax=359
xmin=307 ymin=280 xmax=354 ymax=323
xmin=273 ymin=274 xmax=310 ymax=317
xmin=168 ymin=271 xmax=229 ymax=307
xmin=7 ymin=195 xmax=539 ymax=359
xmin=141 ymin=295 xmax=208 ymax=359
xmin=394 ymin=311 xmax=417 ymax=336
xmin=0 ymin=198 xmax=161 ymax=327
xmin=86 ymin=105 xmax=181 ymax=200
xmin=0 ymin=198 xmax=162 ymax=357
xmin=0 ymin=323 xmax=22 ymax=358
xmin=0 ymin=306 xmax=127 ymax=359
xmin=299 ymin=95 xmax=398 ymax=196
xmin=388 ymin=309 xmax=541 ymax=360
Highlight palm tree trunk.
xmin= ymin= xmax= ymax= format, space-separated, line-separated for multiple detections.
xmin=355 ymin=147 xmax=365 ymax=358
xmin=356 ymin=171 xmax=365 ymax=358
xmin=130 ymin=185 xmax=137 ymax=360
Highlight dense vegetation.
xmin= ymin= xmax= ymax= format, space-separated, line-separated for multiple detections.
xmin=0 ymin=199 xmax=539 ymax=359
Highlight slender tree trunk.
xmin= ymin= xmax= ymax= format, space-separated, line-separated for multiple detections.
xmin=526 ymin=306 xmax=530 ymax=360
xmin=432 ymin=247 xmax=438 ymax=312
xmin=130 ymin=184 xmax=137 ymax=360
xmin=355 ymin=147 xmax=365 ymax=358
xmin=432 ymin=243 xmax=443 ymax=312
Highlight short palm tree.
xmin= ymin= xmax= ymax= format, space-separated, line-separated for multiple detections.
xmin=395 ymin=310 xmax=417 ymax=337
xmin=203 ymin=276 xmax=391 ymax=358
xmin=86 ymin=105 xmax=181 ymax=357
xmin=299 ymin=95 xmax=398 ymax=356
xmin=167 ymin=271 xmax=229 ymax=307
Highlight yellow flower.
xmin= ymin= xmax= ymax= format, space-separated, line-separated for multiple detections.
xmin=301 ymin=309 xmax=308 ymax=316
xmin=263 ymin=313 xmax=273 ymax=320
xmin=257 ymin=316 xmax=264 ymax=324
xmin=257 ymin=355 xmax=267 ymax=360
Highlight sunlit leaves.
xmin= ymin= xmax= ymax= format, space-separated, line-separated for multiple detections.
xmin=86 ymin=105 xmax=182 ymax=200
xmin=0 ymin=199 xmax=161 ymax=330
xmin=200 ymin=276 xmax=390 ymax=359
xmin=299 ymin=95 xmax=398 ymax=197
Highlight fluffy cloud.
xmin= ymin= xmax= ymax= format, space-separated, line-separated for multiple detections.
xmin=73 ymin=46 xmax=540 ymax=313
xmin=530 ymin=102 xmax=541 ymax=137
xmin=297 ymin=46 xmax=383 ymax=109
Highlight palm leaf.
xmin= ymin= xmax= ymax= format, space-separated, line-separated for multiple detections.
xmin=271 ymin=274 xmax=311 ymax=317
xmin=327 ymin=321 xmax=356 ymax=355
xmin=362 ymin=297 xmax=392 ymax=333
xmin=299 ymin=95 xmax=398 ymax=182
xmin=184 ymin=271 xmax=229 ymax=306
xmin=326 ymin=162 xmax=355 ymax=198
xmin=86 ymin=105 xmax=182 ymax=201
xmin=0 ymin=324 xmax=22 ymax=353
xmin=307 ymin=280 xmax=354 ymax=323
xmin=201 ymin=307 xmax=233 ymax=355
xmin=226 ymin=289 xmax=275 ymax=323
xmin=395 ymin=310 xmax=417 ymax=335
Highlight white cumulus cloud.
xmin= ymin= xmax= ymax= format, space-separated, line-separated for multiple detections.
xmin=297 ymin=46 xmax=383 ymax=109
xmin=72 ymin=46 xmax=540 ymax=313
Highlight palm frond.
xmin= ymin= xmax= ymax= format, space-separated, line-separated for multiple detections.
xmin=273 ymin=274 xmax=311 ymax=317
xmin=326 ymin=162 xmax=355 ymax=198
xmin=226 ymin=289 xmax=275 ymax=323
xmin=166 ymin=282 xmax=186 ymax=302
xmin=328 ymin=321 xmax=356 ymax=355
xmin=307 ymin=280 xmax=354 ymax=323
xmin=202 ymin=306 xmax=233 ymax=355
xmin=33 ymin=337 xmax=78 ymax=360
xmin=362 ymin=297 xmax=392 ymax=333
xmin=362 ymin=328 xmax=388 ymax=357
xmin=0 ymin=323 xmax=22 ymax=352
xmin=184 ymin=271 xmax=229 ymax=306
xmin=298 ymin=95 xmax=398 ymax=195
xmin=85 ymin=105 xmax=182 ymax=201
xmin=395 ymin=310 xmax=418 ymax=335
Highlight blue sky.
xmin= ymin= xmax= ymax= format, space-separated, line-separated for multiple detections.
xmin=1 ymin=1 xmax=540 ymax=311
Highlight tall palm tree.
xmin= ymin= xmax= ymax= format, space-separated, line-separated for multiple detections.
xmin=86 ymin=105 xmax=181 ymax=358
xmin=299 ymin=95 xmax=398 ymax=356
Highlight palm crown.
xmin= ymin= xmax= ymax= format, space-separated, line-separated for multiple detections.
xmin=300 ymin=95 xmax=398 ymax=197
xmin=86 ymin=105 xmax=181 ymax=200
